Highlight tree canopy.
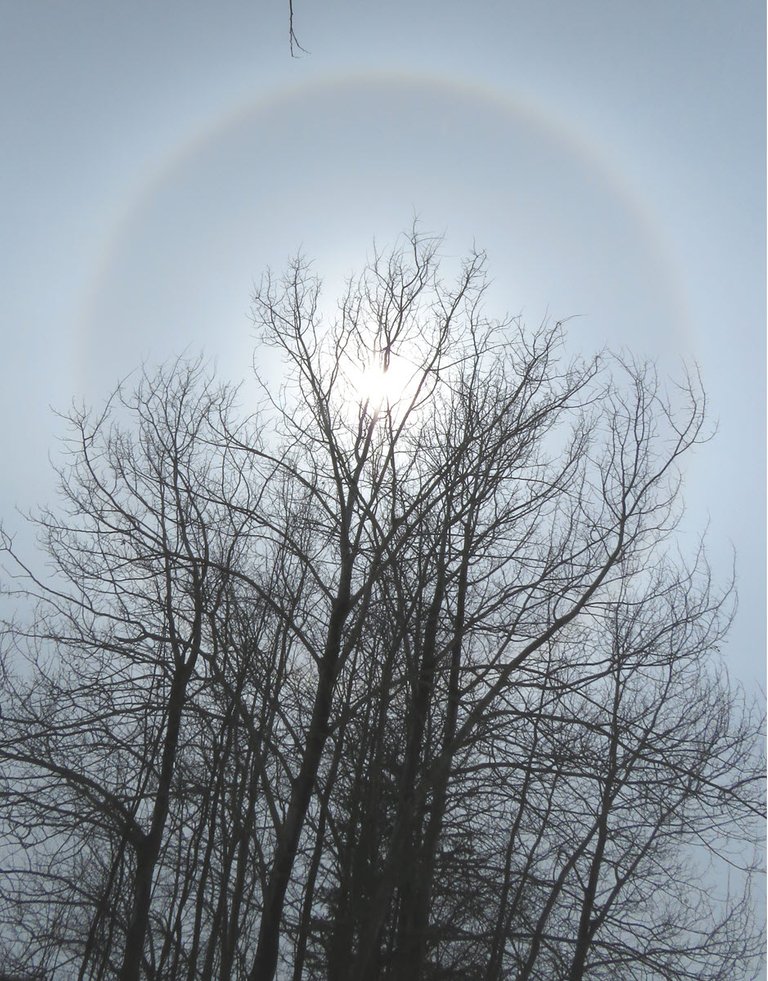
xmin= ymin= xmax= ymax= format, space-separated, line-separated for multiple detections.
xmin=0 ymin=232 xmax=764 ymax=980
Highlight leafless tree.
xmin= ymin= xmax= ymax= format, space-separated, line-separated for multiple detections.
xmin=0 ymin=363 xmax=282 ymax=978
xmin=0 ymin=231 xmax=763 ymax=981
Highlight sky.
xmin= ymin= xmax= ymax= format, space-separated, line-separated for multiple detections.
xmin=0 ymin=0 xmax=764 ymax=686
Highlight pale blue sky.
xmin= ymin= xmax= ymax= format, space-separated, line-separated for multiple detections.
xmin=0 ymin=0 xmax=764 ymax=684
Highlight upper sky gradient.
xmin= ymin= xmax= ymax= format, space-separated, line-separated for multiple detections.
xmin=0 ymin=0 xmax=764 ymax=683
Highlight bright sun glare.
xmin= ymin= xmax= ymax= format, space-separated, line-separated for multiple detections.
xmin=348 ymin=353 xmax=414 ymax=411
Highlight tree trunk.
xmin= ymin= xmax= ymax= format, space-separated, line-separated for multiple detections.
xmin=119 ymin=664 xmax=191 ymax=981
xmin=250 ymin=590 xmax=351 ymax=981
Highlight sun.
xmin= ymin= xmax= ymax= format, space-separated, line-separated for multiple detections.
xmin=347 ymin=352 xmax=414 ymax=412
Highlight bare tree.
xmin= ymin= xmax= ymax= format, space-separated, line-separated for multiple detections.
xmin=0 ymin=231 xmax=763 ymax=981
xmin=0 ymin=363 xmax=279 ymax=978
